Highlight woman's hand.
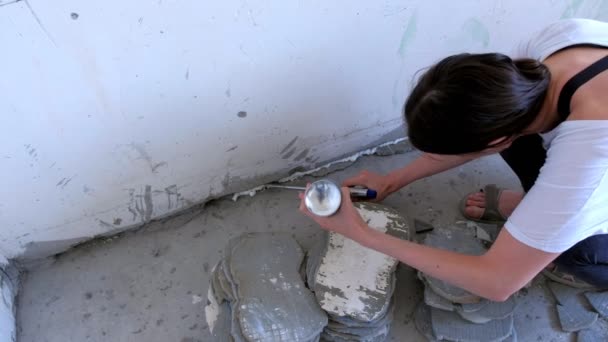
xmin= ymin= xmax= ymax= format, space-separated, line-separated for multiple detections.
xmin=342 ymin=170 xmax=393 ymax=202
xmin=298 ymin=186 xmax=370 ymax=241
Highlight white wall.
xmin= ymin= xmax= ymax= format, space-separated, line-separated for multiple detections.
xmin=1 ymin=0 xmax=606 ymax=261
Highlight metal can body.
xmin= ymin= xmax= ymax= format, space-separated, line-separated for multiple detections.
xmin=304 ymin=179 xmax=342 ymax=217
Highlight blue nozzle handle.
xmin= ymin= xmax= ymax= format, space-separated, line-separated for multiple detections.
xmin=348 ymin=188 xmax=377 ymax=199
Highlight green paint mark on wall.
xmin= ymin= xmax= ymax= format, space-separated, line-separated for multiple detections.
xmin=398 ymin=11 xmax=418 ymax=57
xmin=561 ymin=0 xmax=584 ymax=19
xmin=462 ymin=18 xmax=490 ymax=48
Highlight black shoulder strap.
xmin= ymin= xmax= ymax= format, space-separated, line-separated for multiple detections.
xmin=557 ymin=55 xmax=608 ymax=120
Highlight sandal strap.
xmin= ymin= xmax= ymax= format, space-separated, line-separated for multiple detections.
xmin=481 ymin=184 xmax=506 ymax=221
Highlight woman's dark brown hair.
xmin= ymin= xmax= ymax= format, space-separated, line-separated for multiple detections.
xmin=404 ymin=53 xmax=550 ymax=154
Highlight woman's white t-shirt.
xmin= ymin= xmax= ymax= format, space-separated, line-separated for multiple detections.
xmin=505 ymin=18 xmax=608 ymax=253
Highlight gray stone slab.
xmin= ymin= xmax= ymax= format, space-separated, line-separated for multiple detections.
xmin=503 ymin=328 xmax=517 ymax=342
xmin=584 ymin=291 xmax=608 ymax=318
xmin=421 ymin=230 xmax=486 ymax=304
xmin=548 ymin=281 xmax=583 ymax=307
xmin=457 ymin=296 xmax=518 ymax=324
xmin=328 ymin=280 xmax=396 ymax=328
xmin=555 ymin=304 xmax=598 ymax=333
xmin=321 ymin=324 xmax=390 ymax=342
xmin=431 ymin=306 xmax=514 ymax=342
xmin=308 ymin=203 xmax=408 ymax=323
xmin=228 ymin=233 xmax=327 ymax=341
xmin=424 ymin=285 xmax=455 ymax=311
xmin=548 ymin=281 xmax=598 ymax=332
xmin=414 ymin=302 xmax=438 ymax=341
xmin=577 ymin=326 xmax=608 ymax=342
xmin=414 ymin=219 xmax=435 ymax=234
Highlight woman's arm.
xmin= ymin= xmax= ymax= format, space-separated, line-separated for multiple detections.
xmin=385 ymin=153 xmax=477 ymax=192
xmin=344 ymin=146 xmax=510 ymax=200
xmin=343 ymin=153 xmax=476 ymax=201
xmin=299 ymin=187 xmax=558 ymax=301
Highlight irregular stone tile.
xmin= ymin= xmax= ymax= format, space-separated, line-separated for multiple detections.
xmin=310 ymin=203 xmax=409 ymax=322
xmin=424 ymin=285 xmax=455 ymax=311
xmin=306 ymin=233 xmax=328 ymax=288
xmin=503 ymin=328 xmax=518 ymax=342
xmin=204 ymin=285 xmax=232 ymax=342
xmin=548 ymin=282 xmax=583 ymax=307
xmin=457 ymin=296 xmax=518 ymax=324
xmin=321 ymin=324 xmax=390 ymax=342
xmin=577 ymin=326 xmax=608 ymax=342
xmin=327 ymin=298 xmax=395 ymax=334
xmin=414 ymin=302 xmax=438 ymax=341
xmin=548 ymin=281 xmax=598 ymax=332
xmin=414 ymin=219 xmax=435 ymax=234
xmin=555 ymin=304 xmax=598 ymax=333
xmin=422 ymin=230 xmax=486 ymax=304
xmin=327 ymin=282 xmax=396 ymax=329
xmin=229 ymin=233 xmax=327 ymax=341
xmin=584 ymin=291 xmax=608 ymax=318
xmin=431 ymin=306 xmax=513 ymax=342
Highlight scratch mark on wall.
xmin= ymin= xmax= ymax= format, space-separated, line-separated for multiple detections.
xmin=164 ymin=184 xmax=184 ymax=210
xmin=561 ymin=0 xmax=583 ymax=19
xmin=226 ymin=146 xmax=238 ymax=152
xmin=293 ymin=149 xmax=310 ymax=162
xmin=225 ymin=88 xmax=231 ymax=98
xmin=56 ymin=178 xmax=67 ymax=186
xmin=398 ymin=11 xmax=418 ymax=57
xmin=185 ymin=68 xmax=190 ymax=80
xmin=143 ymin=185 xmax=153 ymax=221
xmin=280 ymin=136 xmax=299 ymax=154
xmin=462 ymin=18 xmax=490 ymax=47
xmin=24 ymin=0 xmax=57 ymax=46
xmin=0 ymin=0 xmax=22 ymax=8
xmin=98 ymin=220 xmax=114 ymax=229
xmin=130 ymin=143 xmax=166 ymax=174
xmin=151 ymin=162 xmax=168 ymax=173
xmin=127 ymin=206 xmax=138 ymax=221
xmin=282 ymin=147 xmax=297 ymax=159
xmin=61 ymin=177 xmax=74 ymax=189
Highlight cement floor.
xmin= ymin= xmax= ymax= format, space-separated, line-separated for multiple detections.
xmin=16 ymin=150 xmax=605 ymax=341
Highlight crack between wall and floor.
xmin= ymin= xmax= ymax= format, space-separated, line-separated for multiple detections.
xmin=231 ymin=137 xmax=410 ymax=201
xmin=8 ymin=136 xmax=412 ymax=265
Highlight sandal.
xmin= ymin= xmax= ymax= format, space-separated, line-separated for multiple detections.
xmin=459 ymin=184 xmax=508 ymax=225
xmin=542 ymin=264 xmax=596 ymax=289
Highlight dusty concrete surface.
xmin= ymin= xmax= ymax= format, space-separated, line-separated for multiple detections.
xmin=17 ymin=150 xmax=604 ymax=341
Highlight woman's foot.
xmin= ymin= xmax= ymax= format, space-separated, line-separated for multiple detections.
xmin=543 ymin=263 xmax=596 ymax=289
xmin=463 ymin=189 xmax=524 ymax=220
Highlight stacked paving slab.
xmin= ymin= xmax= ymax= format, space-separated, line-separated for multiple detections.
xmin=305 ymin=203 xmax=412 ymax=341
xmin=207 ymin=233 xmax=328 ymax=341
xmin=205 ymin=202 xmax=413 ymax=342
xmin=414 ymin=228 xmax=519 ymax=342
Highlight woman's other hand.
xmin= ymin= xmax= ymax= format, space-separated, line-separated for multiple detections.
xmin=342 ymin=170 xmax=393 ymax=202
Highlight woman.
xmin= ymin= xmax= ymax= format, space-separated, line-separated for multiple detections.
xmin=299 ymin=18 xmax=608 ymax=300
